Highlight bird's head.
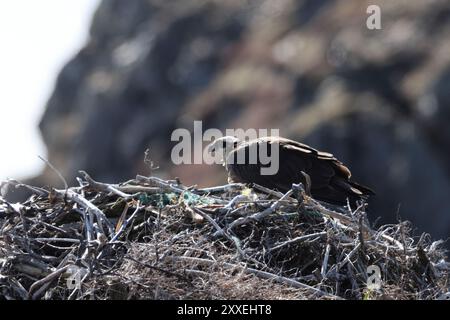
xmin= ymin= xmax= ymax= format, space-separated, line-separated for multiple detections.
xmin=207 ymin=136 xmax=240 ymax=164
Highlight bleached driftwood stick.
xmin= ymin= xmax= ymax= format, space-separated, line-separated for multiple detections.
xmin=110 ymin=202 xmax=142 ymax=242
xmin=223 ymin=194 xmax=249 ymax=210
xmin=227 ymin=189 xmax=294 ymax=230
xmin=55 ymin=189 xmax=114 ymax=237
xmin=321 ymin=243 xmax=331 ymax=279
xmin=136 ymin=175 xmax=186 ymax=193
xmin=251 ymin=184 xmax=288 ymax=199
xmin=192 ymin=207 xmax=246 ymax=258
xmin=196 ymin=183 xmax=245 ymax=194
xmin=4 ymin=179 xmax=49 ymax=197
xmin=268 ymin=232 xmax=327 ymax=253
xmin=79 ymin=171 xmax=132 ymax=199
xmin=28 ymin=265 xmax=70 ymax=299
xmin=114 ymin=185 xmax=161 ymax=194
xmin=306 ymin=198 xmax=405 ymax=251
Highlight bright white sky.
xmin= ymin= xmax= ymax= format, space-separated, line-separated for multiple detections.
xmin=0 ymin=0 xmax=100 ymax=181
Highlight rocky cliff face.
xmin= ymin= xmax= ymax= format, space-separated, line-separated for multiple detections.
xmin=34 ymin=0 xmax=450 ymax=241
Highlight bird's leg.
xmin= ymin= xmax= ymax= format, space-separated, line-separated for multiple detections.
xmin=291 ymin=183 xmax=305 ymax=205
xmin=291 ymin=171 xmax=311 ymax=204
xmin=300 ymin=171 xmax=312 ymax=196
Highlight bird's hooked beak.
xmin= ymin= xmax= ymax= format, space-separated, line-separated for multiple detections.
xmin=207 ymin=142 xmax=217 ymax=156
xmin=207 ymin=140 xmax=227 ymax=165
xmin=206 ymin=141 xmax=223 ymax=165
xmin=207 ymin=136 xmax=240 ymax=165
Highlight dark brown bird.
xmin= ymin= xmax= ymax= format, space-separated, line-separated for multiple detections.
xmin=207 ymin=136 xmax=374 ymax=206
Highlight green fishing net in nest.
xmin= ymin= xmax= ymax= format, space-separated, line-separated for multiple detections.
xmin=137 ymin=191 xmax=214 ymax=207
xmin=138 ymin=193 xmax=177 ymax=207
xmin=182 ymin=191 xmax=213 ymax=205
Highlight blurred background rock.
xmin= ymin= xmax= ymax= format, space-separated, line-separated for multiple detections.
xmin=4 ymin=0 xmax=450 ymax=244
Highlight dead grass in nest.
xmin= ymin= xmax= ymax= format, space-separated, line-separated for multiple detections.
xmin=0 ymin=172 xmax=449 ymax=300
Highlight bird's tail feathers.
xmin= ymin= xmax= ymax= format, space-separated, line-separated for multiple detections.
xmin=348 ymin=181 xmax=375 ymax=196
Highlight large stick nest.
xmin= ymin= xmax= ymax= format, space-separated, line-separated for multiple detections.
xmin=0 ymin=172 xmax=449 ymax=300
